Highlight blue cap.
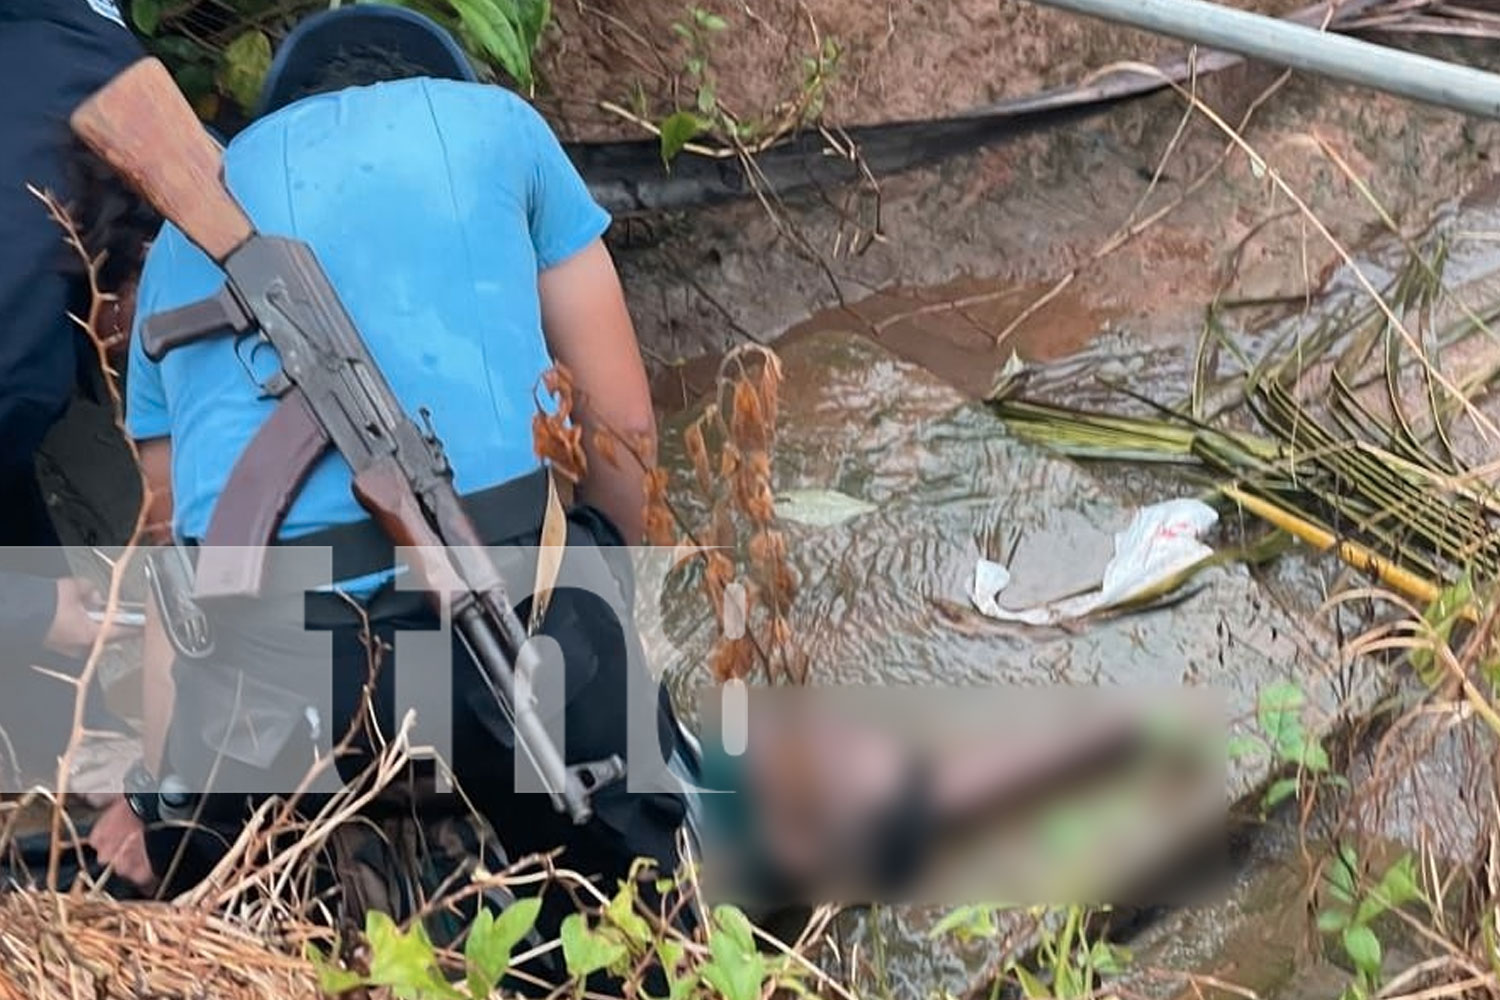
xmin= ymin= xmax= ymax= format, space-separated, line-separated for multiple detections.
xmin=254 ymin=5 xmax=477 ymax=119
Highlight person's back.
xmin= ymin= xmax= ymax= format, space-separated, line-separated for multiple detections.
xmin=100 ymin=11 xmax=688 ymax=948
xmin=127 ymin=77 xmax=608 ymax=542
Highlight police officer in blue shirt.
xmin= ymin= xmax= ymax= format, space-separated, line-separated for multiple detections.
xmin=88 ymin=6 xmax=690 ymax=945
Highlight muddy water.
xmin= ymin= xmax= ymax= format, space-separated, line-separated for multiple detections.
xmin=652 ymin=328 xmax=1350 ymax=756
xmin=643 ymin=179 xmax=1500 ymax=993
xmin=644 ymin=329 xmax=1341 ymax=997
xmin=778 ymin=274 xmax=1121 ymax=399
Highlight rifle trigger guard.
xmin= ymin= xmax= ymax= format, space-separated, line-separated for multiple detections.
xmin=234 ymin=332 xmax=291 ymax=398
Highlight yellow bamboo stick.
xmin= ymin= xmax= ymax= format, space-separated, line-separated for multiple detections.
xmin=1219 ymin=483 xmax=1477 ymax=622
xmin=1221 ymin=486 xmax=1500 ymax=735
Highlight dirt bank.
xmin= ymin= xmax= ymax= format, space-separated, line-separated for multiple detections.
xmin=618 ymin=34 xmax=1500 ymax=408
xmin=536 ymin=0 xmax=1306 ymax=141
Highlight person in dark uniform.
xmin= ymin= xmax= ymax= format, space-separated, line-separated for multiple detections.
xmin=0 ymin=0 xmax=150 ymax=550
xmin=0 ymin=0 xmax=155 ymax=784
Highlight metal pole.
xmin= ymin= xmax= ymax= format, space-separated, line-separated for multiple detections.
xmin=1026 ymin=0 xmax=1500 ymax=119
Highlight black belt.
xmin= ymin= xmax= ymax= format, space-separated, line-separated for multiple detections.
xmin=185 ymin=467 xmax=552 ymax=596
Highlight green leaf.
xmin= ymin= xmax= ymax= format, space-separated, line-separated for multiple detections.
xmin=132 ymin=0 xmax=161 ymax=35
xmin=696 ymin=82 xmax=717 ymax=116
xmin=448 ymin=0 xmax=533 ymax=91
xmin=1356 ymin=854 xmax=1423 ymax=925
xmin=659 ymin=111 xmax=703 ymax=166
xmin=1013 ymin=966 xmax=1049 ymax=999
xmin=652 ymin=940 xmax=698 ymax=1000
xmin=1413 ymin=574 xmax=1472 ymax=685
xmin=1226 ymin=734 xmax=1264 ymax=760
xmin=605 ymin=883 xmax=653 ymax=947
xmin=713 ymin=905 xmax=757 ymax=954
xmin=1375 ymin=853 xmax=1423 ymax=909
xmin=1317 ymin=907 xmax=1351 ymax=933
xmin=668 ymin=974 xmax=701 ymax=1000
xmin=701 ymin=911 xmax=766 ymax=1000
xmin=929 ymin=904 xmax=998 ymax=942
xmin=1287 ymin=737 xmax=1330 ymax=773
xmin=173 ymin=60 xmax=217 ymax=102
xmin=514 ymin=0 xmax=552 ymax=52
xmin=694 ymin=8 xmax=728 ymax=31
xmin=560 ymin=914 xmax=628 ymax=980
xmin=1254 ymin=680 xmax=1302 ymax=719
xmin=771 ymin=969 xmax=815 ymax=999
xmin=1342 ymin=924 xmax=1382 ymax=979
xmin=465 ymin=897 xmax=541 ymax=999
xmin=216 ymin=29 xmax=272 ymax=113
xmin=318 ymin=966 xmax=370 ymax=996
xmin=657 ymin=938 xmax=687 ymax=972
xmin=304 ymin=943 xmax=368 ymax=996
xmin=150 ymin=34 xmax=210 ymax=65
xmin=1255 ymin=681 xmax=1329 ymax=773
xmin=1088 ymin=939 xmax=1128 ymax=975
xmin=1326 ymin=843 xmax=1359 ymax=906
xmin=1262 ymin=777 xmax=1300 ymax=810
xmin=365 ymin=911 xmax=464 ymax=1000
xmin=1257 ymin=681 xmax=1305 ymax=744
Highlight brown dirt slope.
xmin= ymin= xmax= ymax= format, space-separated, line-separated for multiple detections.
xmin=535 ymin=0 xmax=1306 ymax=141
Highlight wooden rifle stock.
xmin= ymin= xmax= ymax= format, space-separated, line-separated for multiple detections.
xmin=352 ymin=459 xmax=471 ymax=598
xmin=70 ymin=58 xmax=254 ymax=263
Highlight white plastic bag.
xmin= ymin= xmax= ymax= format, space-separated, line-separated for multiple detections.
xmin=971 ymin=498 xmax=1218 ymax=626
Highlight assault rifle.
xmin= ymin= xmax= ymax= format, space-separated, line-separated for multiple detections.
xmin=71 ymin=58 xmax=624 ymax=824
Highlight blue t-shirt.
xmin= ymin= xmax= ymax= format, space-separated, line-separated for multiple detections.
xmin=127 ymin=77 xmax=610 ymax=543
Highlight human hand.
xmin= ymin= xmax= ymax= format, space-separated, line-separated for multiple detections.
xmin=88 ymin=794 xmax=158 ymax=892
xmin=43 ymin=578 xmax=102 ymax=657
xmin=43 ymin=578 xmax=139 ymax=657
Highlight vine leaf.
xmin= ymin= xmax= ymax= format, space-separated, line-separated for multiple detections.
xmin=659 ymin=111 xmax=704 ymax=166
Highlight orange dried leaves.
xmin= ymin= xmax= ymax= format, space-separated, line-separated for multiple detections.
xmin=532 ymin=367 xmax=587 ymax=484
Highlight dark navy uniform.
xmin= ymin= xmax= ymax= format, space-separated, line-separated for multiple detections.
xmin=0 ymin=1 xmax=141 ymax=781
xmin=0 ymin=0 xmax=142 ymax=551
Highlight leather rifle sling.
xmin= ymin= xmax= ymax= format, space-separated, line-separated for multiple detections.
xmin=194 ymin=389 xmax=331 ymax=600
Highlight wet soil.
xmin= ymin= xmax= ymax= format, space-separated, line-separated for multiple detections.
xmin=623 ymin=36 xmax=1500 ymax=409
xmin=535 ymin=0 xmax=1307 ymax=142
xmin=624 ymin=26 xmax=1500 ymax=999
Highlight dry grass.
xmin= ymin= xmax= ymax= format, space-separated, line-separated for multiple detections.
xmin=0 ymin=894 xmax=319 ymax=1000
